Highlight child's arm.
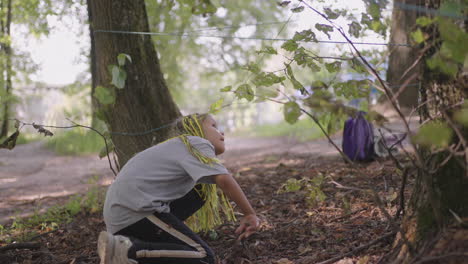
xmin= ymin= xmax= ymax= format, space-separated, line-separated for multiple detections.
xmin=213 ymin=174 xmax=260 ymax=240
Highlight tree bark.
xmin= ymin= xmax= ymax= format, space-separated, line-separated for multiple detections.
xmin=379 ymin=0 xmax=422 ymax=115
xmin=88 ymin=0 xmax=181 ymax=167
xmin=0 ymin=0 xmax=12 ymax=138
xmin=388 ymin=1 xmax=468 ymax=262
xmin=86 ymin=0 xmax=98 ymax=128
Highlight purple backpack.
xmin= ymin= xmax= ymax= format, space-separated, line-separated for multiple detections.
xmin=342 ymin=111 xmax=374 ymax=162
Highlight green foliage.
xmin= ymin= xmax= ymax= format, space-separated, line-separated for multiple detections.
xmin=411 ymin=29 xmax=425 ymax=44
xmin=281 ymin=39 xmax=299 ymax=52
xmin=257 ymin=46 xmax=277 ymax=55
xmin=220 ymin=85 xmax=232 ymax=92
xmin=285 ymin=64 xmax=305 ymax=93
xmin=323 ymin=8 xmax=340 ymax=19
xmin=234 ymin=84 xmax=254 ymax=101
xmin=117 ymin=53 xmax=132 ymax=67
xmin=252 ymin=72 xmax=286 ymax=87
xmin=292 ymin=29 xmax=318 ymax=42
xmin=94 ymin=86 xmax=115 ymax=105
xmin=209 ymin=98 xmax=224 ymax=114
xmin=334 ymin=80 xmax=370 ymax=98
xmin=348 ymin=21 xmax=362 ymax=38
xmin=0 ymin=181 xmax=105 ymax=243
xmin=109 ymin=64 xmax=127 ymax=89
xmin=145 ymin=0 xmax=284 ymax=107
xmin=413 ymin=121 xmax=453 ymax=148
xmin=315 ymin=24 xmax=334 ymax=39
xmin=454 ymin=103 xmax=468 ymax=126
xmin=233 ymin=118 xmax=323 ymax=142
xmin=291 ymin=6 xmax=305 ymax=13
xmin=278 ymin=174 xmax=327 ymax=207
xmin=283 ymin=101 xmax=302 ymax=124
xmin=416 ymin=16 xmax=434 ymax=27
xmin=46 ymin=128 xmax=105 ymax=155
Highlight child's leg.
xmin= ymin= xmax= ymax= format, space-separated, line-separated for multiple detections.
xmin=116 ymin=211 xmax=215 ymax=264
xmin=169 ymin=185 xmax=205 ymax=221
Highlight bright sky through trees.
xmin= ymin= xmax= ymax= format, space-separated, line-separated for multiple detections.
xmin=22 ymin=0 xmax=383 ymax=86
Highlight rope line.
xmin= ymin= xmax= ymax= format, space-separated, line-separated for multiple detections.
xmin=94 ymin=29 xmax=410 ymax=47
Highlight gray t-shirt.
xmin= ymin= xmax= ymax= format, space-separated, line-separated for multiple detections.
xmin=103 ymin=136 xmax=229 ymax=234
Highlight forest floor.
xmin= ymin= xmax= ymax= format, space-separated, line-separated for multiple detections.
xmin=0 ymin=120 xmax=421 ymax=263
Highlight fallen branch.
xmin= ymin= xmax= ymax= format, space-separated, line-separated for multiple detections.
xmin=315 ymin=231 xmax=396 ymax=264
xmin=0 ymin=242 xmax=41 ymax=252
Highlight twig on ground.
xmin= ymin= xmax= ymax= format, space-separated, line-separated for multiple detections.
xmin=0 ymin=242 xmax=41 ymax=252
xmin=315 ymin=231 xmax=396 ymax=264
xmin=330 ymin=208 xmax=367 ymax=222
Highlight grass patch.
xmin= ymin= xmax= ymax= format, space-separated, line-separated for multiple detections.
xmin=0 ymin=176 xmax=105 ymax=243
xmin=46 ymin=128 xmax=105 ymax=155
xmin=233 ymin=118 xmax=325 ymax=142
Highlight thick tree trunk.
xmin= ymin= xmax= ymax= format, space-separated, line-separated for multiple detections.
xmin=388 ymin=0 xmax=468 ymax=261
xmin=86 ymin=0 xmax=98 ymax=128
xmin=88 ymin=0 xmax=181 ymax=167
xmin=0 ymin=0 xmax=12 ymax=138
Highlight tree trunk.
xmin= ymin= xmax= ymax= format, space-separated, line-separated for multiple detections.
xmin=88 ymin=0 xmax=181 ymax=167
xmin=0 ymin=0 xmax=12 ymax=139
xmin=86 ymin=0 xmax=99 ymax=128
xmin=376 ymin=0 xmax=422 ymax=117
xmin=388 ymin=1 xmax=468 ymax=262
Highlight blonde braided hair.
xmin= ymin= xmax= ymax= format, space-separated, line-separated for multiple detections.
xmin=166 ymin=114 xmax=236 ymax=232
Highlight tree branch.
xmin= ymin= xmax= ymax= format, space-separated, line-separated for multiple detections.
xmin=315 ymin=231 xmax=396 ymax=264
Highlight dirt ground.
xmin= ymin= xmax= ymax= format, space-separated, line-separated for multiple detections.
xmin=1 ymin=119 xmax=441 ymax=264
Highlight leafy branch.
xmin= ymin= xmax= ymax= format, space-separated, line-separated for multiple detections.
xmin=1 ymin=118 xmax=118 ymax=177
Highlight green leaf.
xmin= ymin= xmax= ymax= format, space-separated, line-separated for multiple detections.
xmin=350 ymin=58 xmax=367 ymax=74
xmin=416 ymin=16 xmax=434 ymax=27
xmin=99 ymin=143 xmax=115 ymax=159
xmin=257 ymin=46 xmax=277 ymax=55
xmin=281 ymin=39 xmax=298 ymax=52
xmin=220 ymin=85 xmax=232 ymax=92
xmin=291 ymin=6 xmax=304 ymax=13
xmin=252 ymin=72 xmax=286 ymax=87
xmin=427 ymin=54 xmax=458 ymax=77
xmin=285 ymin=64 xmax=305 ymax=93
xmin=94 ymin=86 xmax=115 ymax=105
xmin=324 ymin=8 xmax=339 ymax=19
xmin=292 ymin=29 xmax=317 ymax=42
xmin=411 ymin=29 xmax=425 ymax=44
xmin=413 ymin=121 xmax=453 ymax=148
xmin=348 ymin=21 xmax=362 ymax=38
xmin=283 ymin=101 xmax=302 ymax=124
xmin=367 ymin=2 xmax=381 ymax=20
xmin=117 ymin=53 xmax=132 ymax=67
xmin=454 ymin=103 xmax=468 ymax=126
xmin=243 ymin=63 xmax=261 ymax=74
xmin=315 ymin=24 xmax=334 ymax=39
xmin=439 ymin=1 xmax=463 ymax=18
xmin=209 ymin=98 xmax=224 ymax=114
xmin=111 ymin=66 xmax=127 ymax=89
xmin=325 ymin=61 xmax=342 ymax=73
xmin=235 ymin=84 xmax=254 ymax=101
xmin=256 ymin=86 xmax=279 ymax=99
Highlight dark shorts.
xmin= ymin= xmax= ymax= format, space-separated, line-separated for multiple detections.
xmin=116 ymin=187 xmax=215 ymax=264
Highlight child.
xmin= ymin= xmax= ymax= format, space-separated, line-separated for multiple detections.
xmin=98 ymin=113 xmax=260 ymax=264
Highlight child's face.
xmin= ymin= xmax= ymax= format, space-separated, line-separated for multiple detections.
xmin=202 ymin=115 xmax=225 ymax=155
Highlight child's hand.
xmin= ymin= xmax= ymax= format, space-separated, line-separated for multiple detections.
xmin=235 ymin=214 xmax=260 ymax=240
